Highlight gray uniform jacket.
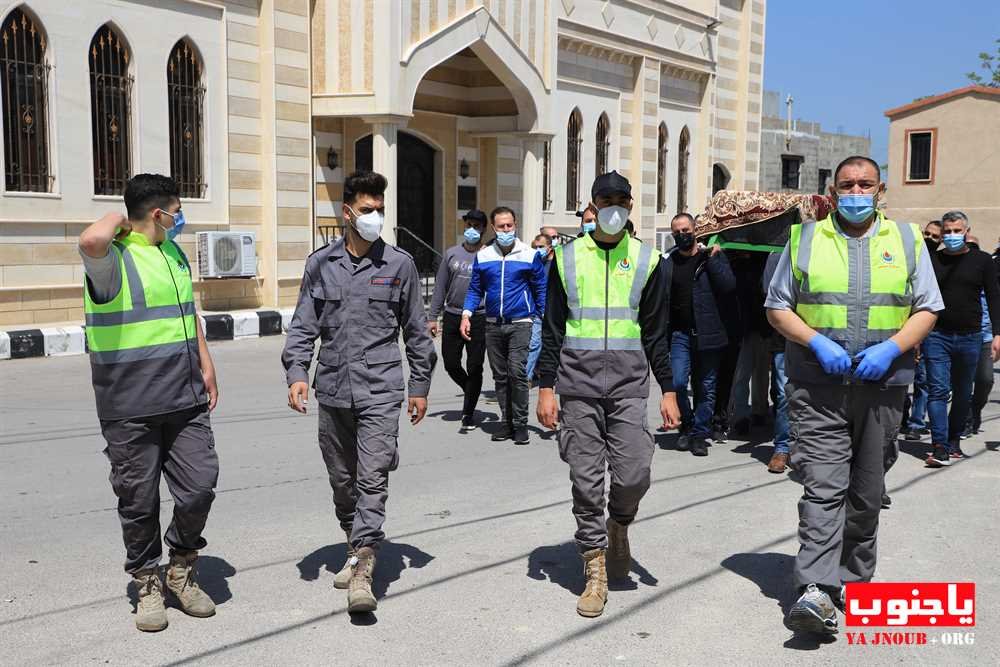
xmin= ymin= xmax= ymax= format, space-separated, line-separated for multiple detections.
xmin=282 ymin=238 xmax=437 ymax=408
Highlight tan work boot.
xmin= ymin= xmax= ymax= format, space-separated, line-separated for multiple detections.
xmin=165 ymin=550 xmax=216 ymax=618
xmin=576 ymin=549 xmax=608 ymax=618
xmin=347 ymin=546 xmax=377 ymax=613
xmin=334 ymin=530 xmax=356 ymax=590
xmin=133 ymin=569 xmax=168 ymax=632
xmin=606 ymin=518 xmax=631 ymax=580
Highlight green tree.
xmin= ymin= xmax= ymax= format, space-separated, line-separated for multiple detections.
xmin=966 ymin=39 xmax=1000 ymax=87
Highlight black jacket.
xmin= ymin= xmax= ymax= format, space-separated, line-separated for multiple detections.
xmin=662 ymin=248 xmax=737 ymax=350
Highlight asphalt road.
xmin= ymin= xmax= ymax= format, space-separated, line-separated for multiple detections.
xmin=2 ymin=335 xmax=998 ymax=665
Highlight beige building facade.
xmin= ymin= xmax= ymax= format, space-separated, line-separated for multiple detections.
xmin=0 ymin=0 xmax=765 ymax=327
xmin=885 ymin=85 xmax=1000 ymax=240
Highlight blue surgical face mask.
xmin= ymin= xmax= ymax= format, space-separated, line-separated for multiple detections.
xmin=582 ymin=221 xmax=596 ymax=234
xmin=534 ymin=247 xmax=549 ymax=259
xmin=837 ymin=193 xmax=876 ymax=225
xmin=942 ymin=233 xmax=966 ymax=251
xmin=158 ymin=209 xmax=186 ymax=241
xmin=463 ymin=227 xmax=481 ymax=245
xmin=496 ymin=230 xmax=516 ymax=247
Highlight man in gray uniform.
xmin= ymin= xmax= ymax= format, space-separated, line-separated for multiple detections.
xmin=283 ymin=171 xmax=437 ymax=614
xmin=427 ymin=209 xmax=488 ymax=432
xmin=766 ymin=156 xmax=943 ymax=635
xmin=537 ymin=172 xmax=680 ymax=618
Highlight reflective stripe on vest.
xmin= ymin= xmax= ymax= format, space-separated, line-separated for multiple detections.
xmin=556 ymin=233 xmax=658 ymax=351
xmin=84 ymin=233 xmax=204 ymax=422
xmin=789 ymin=213 xmax=919 ymax=344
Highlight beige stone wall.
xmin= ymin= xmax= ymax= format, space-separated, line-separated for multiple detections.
xmin=886 ymin=94 xmax=1000 ymax=240
xmin=713 ymin=0 xmax=766 ymax=193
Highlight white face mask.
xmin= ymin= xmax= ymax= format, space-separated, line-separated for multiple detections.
xmin=348 ymin=206 xmax=384 ymax=242
xmin=597 ymin=205 xmax=628 ymax=235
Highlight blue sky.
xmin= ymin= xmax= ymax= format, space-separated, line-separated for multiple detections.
xmin=764 ymin=0 xmax=1000 ymax=166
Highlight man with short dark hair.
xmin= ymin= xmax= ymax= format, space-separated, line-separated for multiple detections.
xmin=283 ymin=170 xmax=437 ymax=613
xmin=576 ymin=205 xmax=597 ymax=237
xmin=537 ymin=171 xmax=679 ymax=618
xmin=766 ymin=155 xmax=942 ymax=634
xmin=663 ymin=212 xmax=736 ymax=457
xmin=79 ymin=174 xmax=220 ymax=632
xmin=428 ymin=209 xmax=488 ymax=432
xmin=923 ymin=211 xmax=1000 ymax=466
xmin=461 ymin=207 xmax=547 ymax=445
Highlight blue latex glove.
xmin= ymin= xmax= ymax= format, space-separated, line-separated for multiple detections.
xmin=808 ymin=333 xmax=851 ymax=375
xmin=853 ymin=339 xmax=901 ymax=381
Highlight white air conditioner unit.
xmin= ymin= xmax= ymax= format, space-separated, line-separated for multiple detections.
xmin=197 ymin=231 xmax=257 ymax=278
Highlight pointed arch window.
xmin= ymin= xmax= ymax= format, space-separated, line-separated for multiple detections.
xmin=90 ymin=25 xmax=133 ymax=195
xmin=656 ymin=123 xmax=668 ymax=213
xmin=595 ymin=112 xmax=610 ymax=177
xmin=168 ymin=39 xmax=206 ymax=198
xmin=1 ymin=7 xmax=51 ymax=192
xmin=565 ymin=108 xmax=582 ymax=211
xmin=677 ymin=126 xmax=691 ymax=214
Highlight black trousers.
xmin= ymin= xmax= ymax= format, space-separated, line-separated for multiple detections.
xmin=442 ymin=311 xmax=486 ymax=417
xmin=971 ymin=341 xmax=994 ymax=429
xmin=100 ymin=405 xmax=219 ymax=573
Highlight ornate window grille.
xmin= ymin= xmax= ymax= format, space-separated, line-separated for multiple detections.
xmin=168 ymin=39 xmax=206 ymax=198
xmin=657 ymin=123 xmax=668 ymax=213
xmin=89 ymin=25 xmax=132 ymax=196
xmin=595 ymin=112 xmax=610 ymax=177
xmin=1 ymin=8 xmax=51 ymax=192
xmin=677 ymin=126 xmax=691 ymax=214
xmin=565 ymin=108 xmax=582 ymax=211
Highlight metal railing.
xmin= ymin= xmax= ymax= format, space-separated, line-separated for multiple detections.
xmin=395 ymin=225 xmax=442 ymax=307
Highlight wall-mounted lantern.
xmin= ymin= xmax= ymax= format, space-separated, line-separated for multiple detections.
xmin=459 ymin=158 xmax=470 ymax=180
xmin=327 ymin=147 xmax=339 ymax=170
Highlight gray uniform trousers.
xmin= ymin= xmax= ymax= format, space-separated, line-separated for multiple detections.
xmin=100 ymin=405 xmax=219 ymax=574
xmin=558 ymin=396 xmax=655 ymax=552
xmin=788 ymin=381 xmax=904 ymax=591
xmin=317 ymin=400 xmax=400 ymax=551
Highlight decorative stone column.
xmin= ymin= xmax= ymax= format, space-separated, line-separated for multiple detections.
xmin=520 ymin=135 xmax=550 ymax=239
xmin=364 ymin=115 xmax=408 ymax=246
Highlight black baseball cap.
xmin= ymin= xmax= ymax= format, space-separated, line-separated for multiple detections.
xmin=462 ymin=209 xmax=487 ymax=224
xmin=591 ymin=170 xmax=632 ymax=200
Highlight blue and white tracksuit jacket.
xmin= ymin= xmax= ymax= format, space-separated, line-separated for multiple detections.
xmin=462 ymin=239 xmax=547 ymax=321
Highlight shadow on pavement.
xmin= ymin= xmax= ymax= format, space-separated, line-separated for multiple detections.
xmin=729 ymin=440 xmax=776 ymax=466
xmin=126 ymin=555 xmax=237 ymax=612
xmin=526 ymin=542 xmax=658 ymax=596
xmin=897 ymin=439 xmax=931 ymax=462
xmin=721 ymin=552 xmax=835 ymax=651
xmin=296 ymin=540 xmax=434 ymax=601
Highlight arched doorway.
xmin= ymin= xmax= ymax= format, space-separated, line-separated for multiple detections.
xmin=712 ymin=163 xmax=731 ymax=195
xmin=355 ymin=131 xmax=437 ymax=271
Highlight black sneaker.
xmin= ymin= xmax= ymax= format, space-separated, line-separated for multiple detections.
xmin=949 ymin=447 xmax=966 ymax=460
xmin=925 ymin=444 xmax=952 ymax=468
xmin=711 ymin=420 xmax=729 ymax=443
xmin=460 ymin=414 xmax=478 ymax=433
xmin=677 ymin=433 xmax=691 ymax=451
xmin=901 ymin=428 xmax=923 ymax=442
xmin=690 ymin=438 xmax=709 ymax=457
xmin=960 ymin=423 xmax=973 ymax=440
xmin=491 ymin=426 xmax=513 ymax=442
xmin=513 ymin=426 xmax=530 ymax=445
xmin=881 ymin=493 xmax=892 ymax=509
xmin=787 ymin=583 xmax=838 ymax=635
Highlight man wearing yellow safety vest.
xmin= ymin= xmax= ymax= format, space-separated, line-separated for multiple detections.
xmin=765 ymin=156 xmax=944 ymax=635
xmin=79 ymin=174 xmax=220 ymax=633
xmin=537 ymin=171 xmax=680 ymax=618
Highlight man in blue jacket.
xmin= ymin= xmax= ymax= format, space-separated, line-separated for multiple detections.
xmin=461 ymin=206 xmax=547 ymax=445
xmin=662 ymin=213 xmax=737 ymax=456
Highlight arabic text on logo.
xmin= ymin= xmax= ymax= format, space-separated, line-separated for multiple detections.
xmin=844 ymin=582 xmax=974 ymax=628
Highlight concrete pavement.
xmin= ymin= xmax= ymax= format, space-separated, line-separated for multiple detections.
xmin=1 ymin=335 xmax=998 ymax=665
